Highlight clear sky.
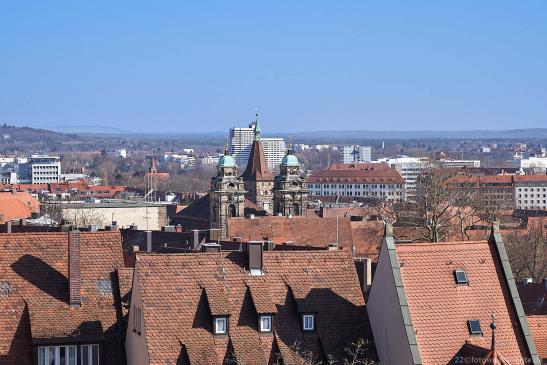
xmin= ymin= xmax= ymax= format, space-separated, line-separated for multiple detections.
xmin=1 ymin=1 xmax=546 ymax=133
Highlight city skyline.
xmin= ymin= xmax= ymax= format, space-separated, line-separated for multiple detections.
xmin=1 ymin=1 xmax=546 ymax=133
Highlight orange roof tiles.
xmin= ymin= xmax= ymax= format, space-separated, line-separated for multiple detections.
xmin=308 ymin=163 xmax=405 ymax=184
xmin=0 ymin=231 xmax=126 ymax=364
xmin=240 ymin=140 xmax=274 ymax=181
xmin=396 ymin=240 xmax=531 ymax=364
xmin=528 ymin=316 xmax=547 ymax=361
xmin=131 ymin=250 xmax=376 ymax=364
xmin=0 ymin=191 xmax=39 ymax=222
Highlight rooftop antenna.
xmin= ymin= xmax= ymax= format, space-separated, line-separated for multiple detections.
xmin=490 ymin=312 xmax=496 ymax=350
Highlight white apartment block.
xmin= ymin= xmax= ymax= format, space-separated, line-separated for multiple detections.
xmin=339 ymin=145 xmax=372 ymax=163
xmin=307 ymin=163 xmax=405 ymax=202
xmin=435 ymin=159 xmax=480 ymax=168
xmin=520 ymin=157 xmax=547 ymax=173
xmin=29 ymin=155 xmax=61 ymax=183
xmin=229 ymin=122 xmax=286 ymax=170
xmin=514 ymin=176 xmax=547 ymax=210
xmin=376 ymin=156 xmax=430 ymax=201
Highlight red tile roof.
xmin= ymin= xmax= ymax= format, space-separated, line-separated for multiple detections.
xmin=240 ymin=140 xmax=274 ymax=181
xmin=0 ymin=231 xmax=126 ymax=365
xmin=396 ymin=240 xmax=531 ymax=364
xmin=528 ymin=316 xmax=547 ymax=361
xmin=131 ymin=250 xmax=376 ymax=364
xmin=0 ymin=191 xmax=40 ymax=223
xmin=226 ymin=216 xmax=383 ymax=259
xmin=308 ymin=163 xmax=404 ymax=184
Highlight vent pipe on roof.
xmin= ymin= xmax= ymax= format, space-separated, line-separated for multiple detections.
xmin=68 ymin=229 xmax=82 ymax=307
xmin=146 ymin=231 xmax=153 ymax=252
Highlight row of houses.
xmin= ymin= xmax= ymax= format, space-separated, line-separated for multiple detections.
xmin=0 ymin=223 xmax=545 ymax=365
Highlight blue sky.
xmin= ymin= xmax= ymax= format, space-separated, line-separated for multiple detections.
xmin=1 ymin=1 xmax=546 ymax=133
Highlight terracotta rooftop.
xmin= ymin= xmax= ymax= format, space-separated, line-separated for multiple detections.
xmin=0 ymin=231 xmax=126 ymax=365
xmin=527 ymin=316 xmax=547 ymax=361
xmin=240 ymin=140 xmax=274 ymax=181
xmin=308 ymin=163 xmax=404 ymax=184
xmin=367 ymin=227 xmax=541 ymax=365
xmin=0 ymin=191 xmax=40 ymax=223
xmin=130 ymin=250 xmax=376 ymax=364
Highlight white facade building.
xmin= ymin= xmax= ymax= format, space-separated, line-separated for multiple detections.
xmin=376 ymin=156 xmax=430 ymax=201
xmin=514 ymin=176 xmax=547 ymax=210
xmin=520 ymin=157 xmax=547 ymax=173
xmin=338 ymin=145 xmax=372 ymax=163
xmin=435 ymin=159 xmax=480 ymax=169
xmin=307 ymin=163 xmax=405 ymax=202
xmin=229 ymin=122 xmax=286 ymax=170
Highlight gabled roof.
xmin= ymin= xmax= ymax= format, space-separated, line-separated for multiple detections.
xmin=0 ymin=191 xmax=39 ymax=222
xmin=0 ymin=231 xmax=126 ymax=365
xmin=384 ymin=229 xmax=539 ymax=364
xmin=132 ymin=250 xmax=376 ymax=364
xmin=308 ymin=163 xmax=405 ymax=184
xmin=240 ymin=140 xmax=274 ymax=181
xmin=527 ymin=316 xmax=547 ymax=361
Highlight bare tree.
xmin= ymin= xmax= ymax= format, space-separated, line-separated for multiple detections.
xmin=506 ymin=221 xmax=547 ymax=282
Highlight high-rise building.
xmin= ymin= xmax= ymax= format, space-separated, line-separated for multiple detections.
xmin=338 ymin=145 xmax=372 ymax=163
xmin=376 ymin=156 xmax=430 ymax=201
xmin=229 ymin=120 xmax=286 ymax=170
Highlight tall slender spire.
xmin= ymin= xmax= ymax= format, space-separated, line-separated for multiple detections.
xmin=254 ymin=111 xmax=261 ymax=141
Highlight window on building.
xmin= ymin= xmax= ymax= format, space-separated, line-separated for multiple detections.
xmin=214 ymin=316 xmax=228 ymax=335
xmin=259 ymin=315 xmax=273 ymax=333
xmin=81 ymin=344 xmax=99 ymax=365
xmin=467 ymin=320 xmax=482 ymax=336
xmin=302 ymin=314 xmax=315 ymax=331
xmin=454 ymin=270 xmax=468 ymax=285
xmin=37 ymin=345 xmax=77 ymax=365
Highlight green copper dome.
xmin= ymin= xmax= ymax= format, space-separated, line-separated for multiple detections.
xmin=218 ymin=148 xmax=237 ymax=168
xmin=281 ymin=153 xmax=300 ymax=167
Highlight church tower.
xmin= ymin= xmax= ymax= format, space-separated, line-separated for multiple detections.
xmin=273 ymin=145 xmax=309 ymax=216
xmin=240 ymin=117 xmax=275 ymax=213
xmin=210 ymin=148 xmax=246 ymax=238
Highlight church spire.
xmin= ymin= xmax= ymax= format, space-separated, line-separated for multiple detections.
xmin=254 ymin=112 xmax=261 ymax=141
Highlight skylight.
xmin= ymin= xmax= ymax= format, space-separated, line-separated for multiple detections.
xmin=0 ymin=281 xmax=11 ymax=298
xmin=467 ymin=320 xmax=482 ymax=335
xmin=97 ymin=279 xmax=113 ymax=296
xmin=454 ymin=269 xmax=468 ymax=285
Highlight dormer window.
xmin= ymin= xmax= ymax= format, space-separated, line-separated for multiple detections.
xmin=214 ymin=316 xmax=228 ymax=335
xmin=259 ymin=314 xmax=273 ymax=333
xmin=302 ymin=314 xmax=315 ymax=332
xmin=454 ymin=269 xmax=468 ymax=285
xmin=467 ymin=320 xmax=482 ymax=336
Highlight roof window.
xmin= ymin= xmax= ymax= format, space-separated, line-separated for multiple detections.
xmin=1 ymin=281 xmax=11 ymax=298
xmin=454 ymin=269 xmax=468 ymax=285
xmin=467 ymin=320 xmax=482 ymax=336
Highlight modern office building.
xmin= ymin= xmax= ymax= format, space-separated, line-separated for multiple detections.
xmin=229 ymin=120 xmax=286 ymax=170
xmin=377 ymin=156 xmax=430 ymax=201
xmin=339 ymin=145 xmax=372 ymax=163
xmin=0 ymin=154 xmax=61 ymax=184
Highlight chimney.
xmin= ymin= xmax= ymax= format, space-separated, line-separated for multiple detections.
xmin=162 ymin=225 xmax=175 ymax=232
xmin=354 ymin=257 xmax=372 ymax=297
xmin=191 ymin=230 xmax=201 ymax=250
xmin=130 ymin=224 xmax=138 ymax=230
xmin=201 ymin=243 xmax=221 ymax=253
xmin=146 ymin=231 xmax=153 ymax=252
xmin=5 ymin=221 xmax=12 ymax=233
xmin=522 ymin=278 xmax=533 ymax=286
xmin=106 ymin=221 xmax=118 ymax=231
xmin=68 ymin=230 xmax=81 ymax=306
xmin=175 ymin=224 xmax=183 ymax=233
xmin=248 ymin=241 xmax=264 ymax=276
xmin=88 ymin=224 xmax=98 ymax=232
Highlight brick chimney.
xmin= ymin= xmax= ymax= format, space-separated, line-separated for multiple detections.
xmin=68 ymin=230 xmax=81 ymax=306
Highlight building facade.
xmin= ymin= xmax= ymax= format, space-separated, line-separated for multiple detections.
xmin=514 ymin=175 xmax=547 ymax=210
xmin=307 ymin=163 xmax=405 ymax=202
xmin=0 ymin=154 xmax=61 ymax=184
xmin=339 ymin=145 xmax=372 ymax=163
xmin=229 ymin=119 xmax=286 ymax=170
xmin=209 ymin=149 xmax=246 ymax=237
xmin=377 ymin=156 xmax=430 ymax=201
xmin=273 ymin=147 xmax=309 ymax=216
